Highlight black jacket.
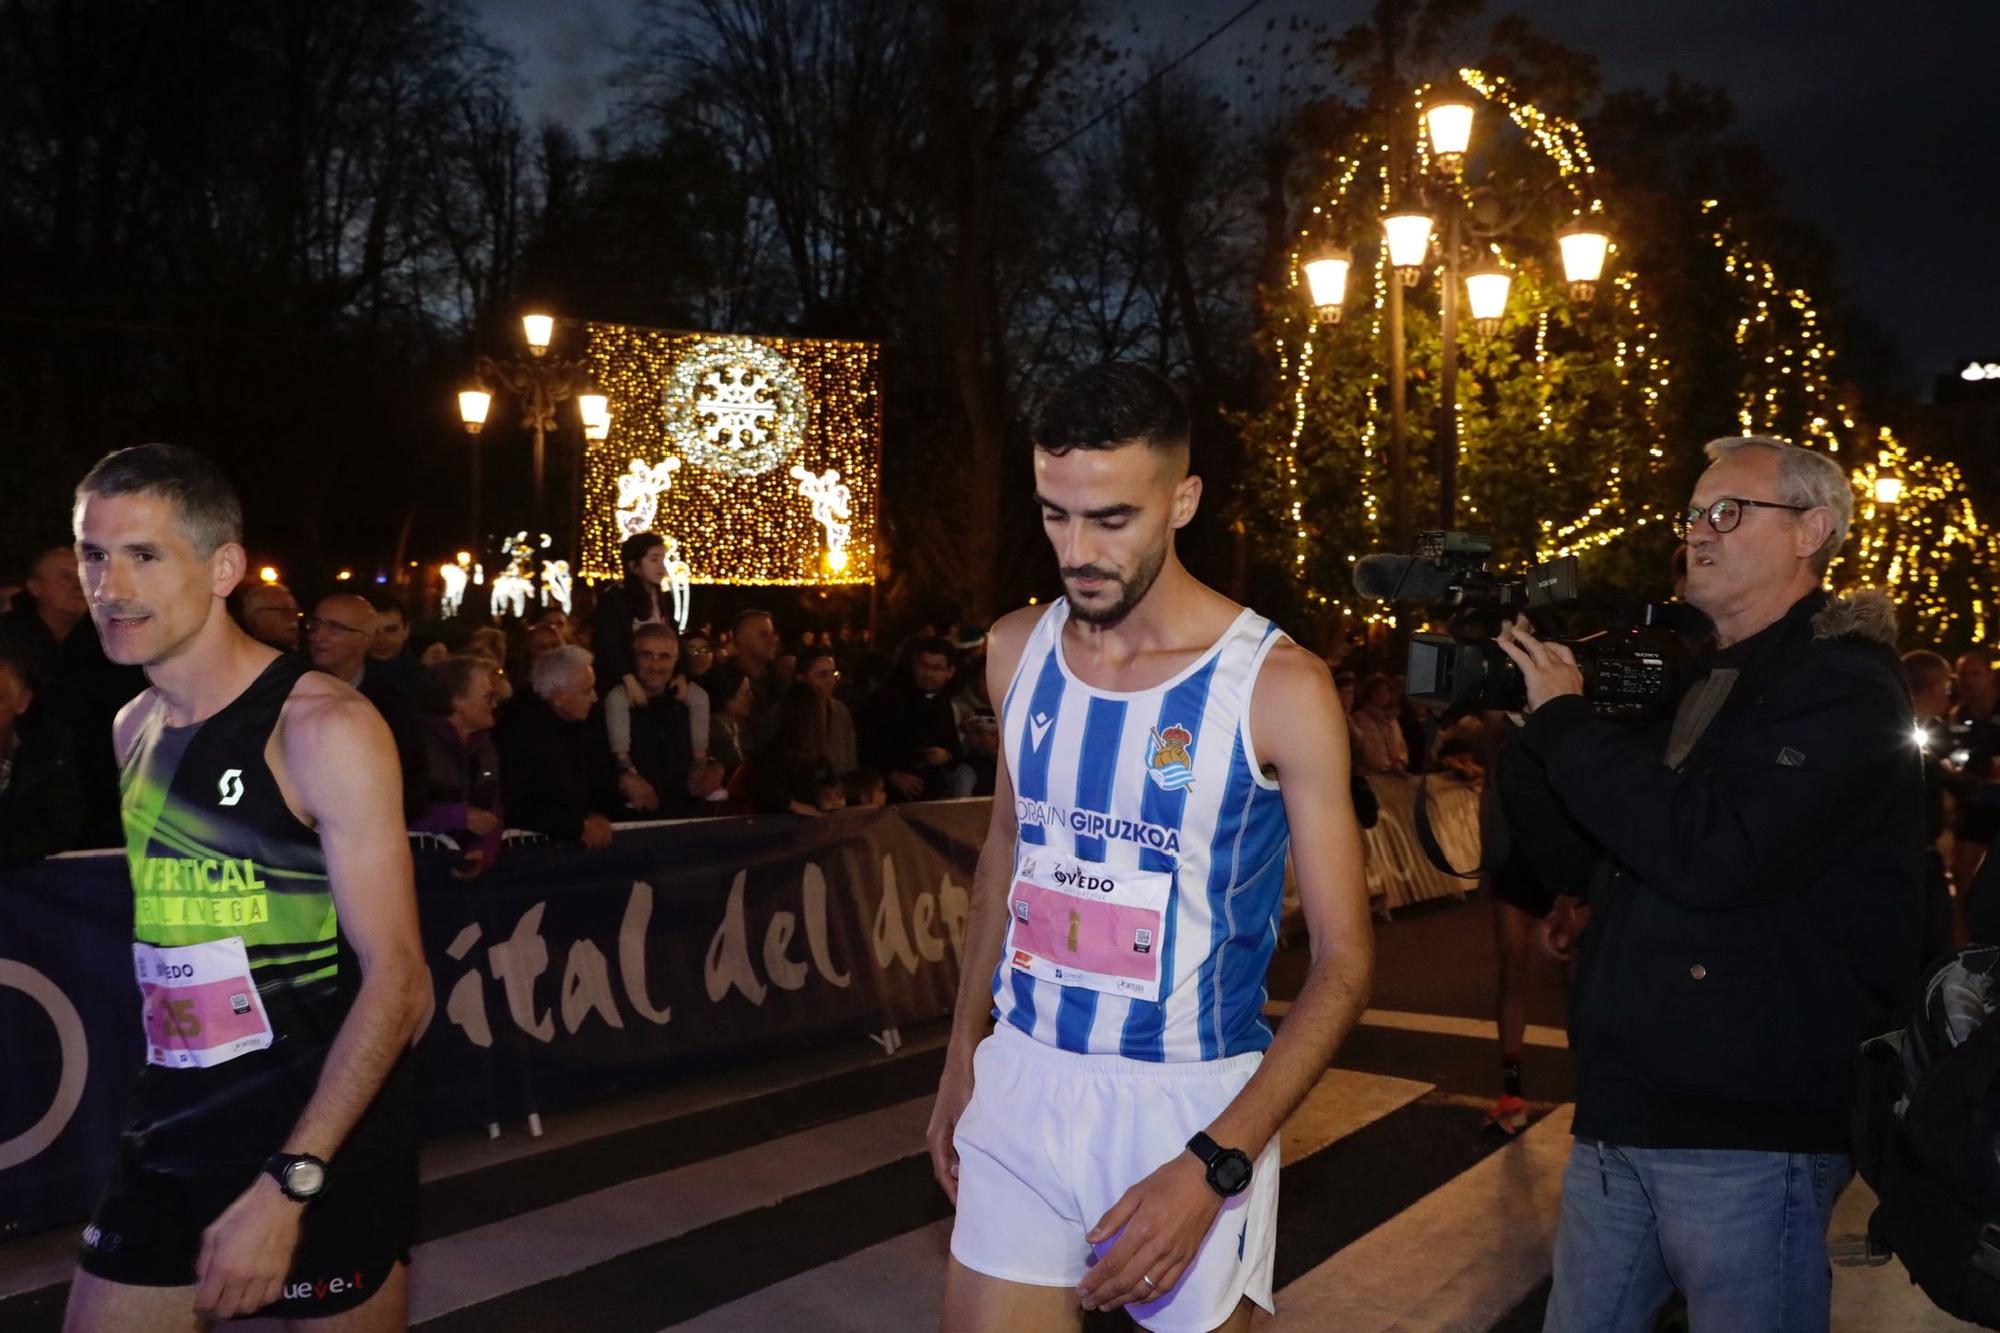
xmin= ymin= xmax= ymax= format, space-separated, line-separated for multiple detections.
xmin=497 ymin=695 xmax=618 ymax=842
xmin=1503 ymin=589 xmax=1925 ymax=1152
xmin=861 ymin=673 xmax=960 ymax=800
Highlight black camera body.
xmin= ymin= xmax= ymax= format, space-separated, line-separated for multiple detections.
xmin=1354 ymin=531 xmax=1692 ymax=718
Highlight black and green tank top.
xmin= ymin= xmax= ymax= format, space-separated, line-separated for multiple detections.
xmin=118 ymin=654 xmax=381 ymax=1171
xmin=121 ymin=653 xmax=340 ymax=994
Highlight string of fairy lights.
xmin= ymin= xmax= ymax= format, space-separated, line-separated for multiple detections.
xmin=1835 ymin=427 xmax=1995 ymax=645
xmin=1275 ymin=68 xmax=1675 ymax=622
xmin=1273 ymin=67 xmax=1992 ymax=634
xmin=580 ymin=324 xmax=880 ymax=587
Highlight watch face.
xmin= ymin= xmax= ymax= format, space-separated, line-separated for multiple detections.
xmin=285 ymin=1159 xmax=327 ymax=1197
xmin=1211 ymin=1151 xmax=1253 ymax=1196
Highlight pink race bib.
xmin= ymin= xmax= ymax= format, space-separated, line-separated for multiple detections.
xmin=1005 ymin=853 xmax=1173 ymax=1002
xmin=133 ymin=937 xmax=274 ymax=1069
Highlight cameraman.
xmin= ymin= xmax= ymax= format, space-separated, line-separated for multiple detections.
xmin=1495 ymin=436 xmax=1924 ymax=1331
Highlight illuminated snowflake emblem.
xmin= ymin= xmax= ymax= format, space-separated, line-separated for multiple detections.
xmin=661 ymin=338 xmax=808 ymax=477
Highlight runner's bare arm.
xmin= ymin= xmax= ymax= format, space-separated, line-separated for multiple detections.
xmin=274 ymin=689 xmax=433 ymax=1158
xmin=1080 ymin=641 xmax=1372 ymax=1311
xmin=194 ymin=686 xmax=431 ymax=1319
xmin=925 ymin=604 xmax=1039 ymax=1202
xmin=1205 ymin=640 xmax=1373 ymax=1151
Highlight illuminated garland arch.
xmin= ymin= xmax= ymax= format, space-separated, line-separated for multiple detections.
xmin=1272 ymin=67 xmax=1675 ymax=621
xmin=1271 ymin=66 xmax=1993 ymax=628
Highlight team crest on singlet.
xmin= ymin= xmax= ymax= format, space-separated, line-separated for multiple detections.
xmin=1146 ymin=724 xmax=1196 ymax=791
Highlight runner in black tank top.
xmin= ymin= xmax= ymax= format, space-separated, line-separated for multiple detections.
xmin=65 ymin=445 xmax=429 ymax=1332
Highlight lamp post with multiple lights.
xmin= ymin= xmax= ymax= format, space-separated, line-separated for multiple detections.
xmin=1301 ymin=83 xmax=1612 ymax=546
xmin=455 ymin=313 xmax=609 ymax=581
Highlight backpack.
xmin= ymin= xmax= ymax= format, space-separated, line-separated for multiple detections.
xmin=1853 ymin=946 xmax=2000 ymax=1326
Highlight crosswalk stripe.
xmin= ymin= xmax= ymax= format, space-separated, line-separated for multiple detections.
xmin=1264 ymin=1001 xmax=1570 ymax=1050
xmin=671 ymin=1068 xmax=1437 ymax=1332
xmin=409 ymin=1097 xmax=934 ymax=1323
xmin=1270 ymin=1104 xmax=1574 ymax=1329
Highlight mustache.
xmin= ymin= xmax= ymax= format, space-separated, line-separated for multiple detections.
xmin=1061 ymin=566 xmax=1123 ymax=584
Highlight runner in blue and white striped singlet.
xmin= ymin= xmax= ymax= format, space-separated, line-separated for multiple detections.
xmin=992 ymin=597 xmax=1291 ymax=1063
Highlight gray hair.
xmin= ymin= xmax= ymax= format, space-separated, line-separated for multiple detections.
xmin=1702 ymin=435 xmax=1852 ymax=575
xmin=531 ymin=644 xmax=594 ymax=699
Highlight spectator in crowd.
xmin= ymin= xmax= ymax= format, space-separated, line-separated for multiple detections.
xmin=1948 ymin=649 xmax=2000 ymax=890
xmin=366 ymin=591 xmax=423 ymax=697
xmin=842 ymin=768 xmax=887 ymax=809
xmin=799 ymin=647 xmax=858 ymax=776
xmin=239 ymin=580 xmax=301 ymax=652
xmin=949 ymin=711 xmax=999 ymax=797
xmin=752 ymin=680 xmax=845 ymax=814
xmin=1333 ymin=668 xmax=1358 ymax=715
xmin=684 ymin=632 xmax=715 ymax=680
xmin=1349 ymin=672 xmax=1411 ymax=774
xmin=863 ymin=636 xmax=961 ymax=801
xmin=499 ymin=644 xmax=617 ymax=849
xmin=413 ymin=654 xmax=504 ymax=878
xmin=466 ymin=625 xmax=514 ymax=703
xmin=0 ymin=545 xmax=89 ymax=686
xmin=418 ymin=639 xmax=450 ymax=669
xmin=700 ymin=660 xmax=757 ymax=814
xmin=1905 ymin=649 xmax=1962 ymax=960
xmin=605 ymin=623 xmax=720 ymax=818
xmin=306 ymin=593 xmax=425 ymax=819
xmin=1497 ymin=435 xmax=1921 ymax=1330
xmin=519 ymin=621 xmax=564 ymax=679
xmin=535 ymin=609 xmax=573 ymax=643
xmin=1 ymin=544 xmax=143 ymax=847
xmin=950 ymin=629 xmax=993 ymax=730
xmin=0 ymin=640 xmax=82 ymax=867
xmin=592 ymin=531 xmax=671 ymax=694
xmin=731 ymin=608 xmax=783 ymax=748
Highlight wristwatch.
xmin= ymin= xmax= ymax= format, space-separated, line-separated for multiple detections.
xmin=1185 ymin=1132 xmax=1253 ymax=1198
xmin=264 ymin=1152 xmax=329 ymax=1203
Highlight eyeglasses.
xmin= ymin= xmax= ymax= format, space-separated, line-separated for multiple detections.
xmin=1673 ymin=497 xmax=1814 ymax=538
xmin=303 ymin=615 xmax=367 ymax=636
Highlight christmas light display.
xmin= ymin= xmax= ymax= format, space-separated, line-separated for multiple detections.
xmin=580 ymin=324 xmax=879 ymax=586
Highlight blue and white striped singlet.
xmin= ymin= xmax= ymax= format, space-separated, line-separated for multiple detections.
xmin=991 ymin=598 xmax=1292 ymax=1062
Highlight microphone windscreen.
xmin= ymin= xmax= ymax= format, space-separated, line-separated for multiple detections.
xmin=1352 ymin=554 xmax=1456 ymax=603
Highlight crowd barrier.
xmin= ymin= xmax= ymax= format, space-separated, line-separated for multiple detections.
xmin=1 ymin=802 xmax=984 ymax=1239
xmin=1 ymin=782 xmax=1479 ymax=1240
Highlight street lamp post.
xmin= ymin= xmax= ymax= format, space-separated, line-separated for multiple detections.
xmin=467 ymin=313 xmax=599 ymax=542
xmin=1315 ymin=82 xmax=1610 ymax=539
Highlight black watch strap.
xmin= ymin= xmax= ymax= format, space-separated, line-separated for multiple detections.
xmin=263 ymin=1152 xmax=328 ymax=1203
xmin=1185 ymin=1132 xmax=1253 ymax=1198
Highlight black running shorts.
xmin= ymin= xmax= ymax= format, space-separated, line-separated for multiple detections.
xmin=77 ymin=1066 xmax=416 ymax=1320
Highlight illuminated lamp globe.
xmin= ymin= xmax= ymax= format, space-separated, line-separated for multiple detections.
xmin=577 ymin=391 xmax=609 ymax=432
xmin=1463 ymin=261 xmax=1512 ymax=335
xmin=1423 ymin=88 xmax=1475 ymax=172
xmin=521 ymin=313 xmax=555 ymax=355
xmin=457 ymin=388 xmax=492 ymax=434
xmin=1556 ymin=218 xmax=1611 ymax=302
xmin=1873 ymin=472 xmax=1904 ymax=507
xmin=1381 ymin=210 xmax=1436 ymax=285
xmin=258 ymin=566 xmax=279 ymax=585
xmin=1302 ymin=248 xmax=1352 ymax=323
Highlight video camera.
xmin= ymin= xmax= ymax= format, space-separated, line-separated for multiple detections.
xmin=1352 ymin=531 xmax=1694 ymax=718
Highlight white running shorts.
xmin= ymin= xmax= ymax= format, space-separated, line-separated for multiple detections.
xmin=949 ymin=1022 xmax=1279 ymax=1332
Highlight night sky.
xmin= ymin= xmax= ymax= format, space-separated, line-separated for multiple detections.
xmin=474 ymin=0 xmax=2000 ymax=394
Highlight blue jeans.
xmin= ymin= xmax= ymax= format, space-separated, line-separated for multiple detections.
xmin=1544 ymin=1140 xmax=1851 ymax=1332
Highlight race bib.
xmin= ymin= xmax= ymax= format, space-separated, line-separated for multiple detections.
xmin=133 ymin=937 xmax=274 ymax=1069
xmin=1005 ymin=853 xmax=1172 ymax=1003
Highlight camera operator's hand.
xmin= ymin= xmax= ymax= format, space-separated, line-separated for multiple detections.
xmin=1495 ymin=618 xmax=1585 ymax=714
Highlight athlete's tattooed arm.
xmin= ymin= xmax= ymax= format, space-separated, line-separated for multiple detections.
xmin=193 ymin=681 xmax=432 ymax=1320
xmin=1080 ymin=642 xmax=1373 ymax=1313
xmin=925 ymin=605 xmax=1039 ymax=1205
